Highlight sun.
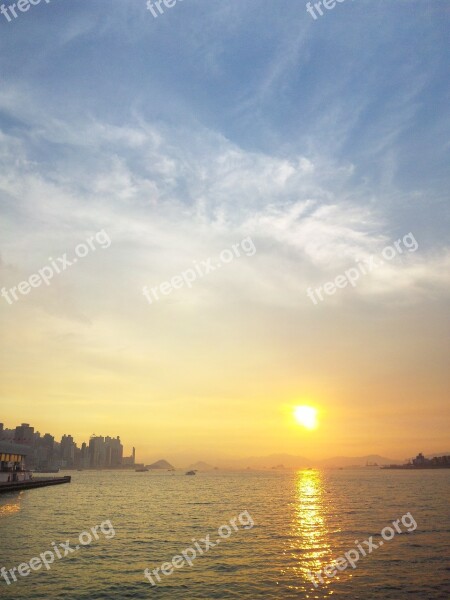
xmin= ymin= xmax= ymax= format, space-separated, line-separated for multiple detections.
xmin=294 ymin=405 xmax=318 ymax=430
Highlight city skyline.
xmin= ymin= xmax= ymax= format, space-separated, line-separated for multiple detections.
xmin=0 ymin=421 xmax=136 ymax=470
xmin=2 ymin=419 xmax=448 ymax=468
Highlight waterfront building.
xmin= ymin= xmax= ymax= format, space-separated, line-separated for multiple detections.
xmin=80 ymin=442 xmax=90 ymax=468
xmin=32 ymin=433 xmax=57 ymax=470
xmin=123 ymin=447 xmax=136 ymax=466
xmin=2 ymin=422 xmax=134 ymax=470
xmin=61 ymin=434 xmax=77 ymax=468
xmin=412 ymin=452 xmax=450 ymax=467
xmin=0 ymin=441 xmax=32 ymax=483
xmin=105 ymin=436 xmax=123 ymax=467
xmin=89 ymin=436 xmax=106 ymax=468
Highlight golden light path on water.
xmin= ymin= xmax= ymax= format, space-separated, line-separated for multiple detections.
xmin=0 ymin=492 xmax=23 ymax=517
xmin=285 ymin=470 xmax=335 ymax=597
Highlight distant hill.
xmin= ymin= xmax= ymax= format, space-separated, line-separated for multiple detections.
xmin=216 ymin=454 xmax=311 ymax=470
xmin=190 ymin=452 xmax=448 ymax=470
xmin=146 ymin=459 xmax=175 ymax=470
xmin=214 ymin=453 xmax=404 ymax=469
xmin=317 ymin=454 xmax=402 ymax=468
xmin=187 ymin=461 xmax=215 ymax=471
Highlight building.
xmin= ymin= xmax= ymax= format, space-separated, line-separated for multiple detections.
xmin=87 ymin=435 xmax=124 ymax=468
xmin=412 ymin=452 xmax=450 ymax=468
xmin=60 ymin=435 xmax=76 ymax=468
xmin=0 ymin=441 xmax=32 ymax=483
xmin=89 ymin=436 xmax=106 ymax=468
xmin=122 ymin=447 xmax=136 ymax=466
xmin=0 ymin=424 xmax=14 ymax=441
xmin=80 ymin=442 xmax=90 ymax=469
xmin=105 ymin=436 xmax=123 ymax=467
xmin=1 ymin=422 xmax=134 ymax=470
xmin=14 ymin=423 xmax=34 ymax=445
xmin=32 ymin=433 xmax=56 ymax=471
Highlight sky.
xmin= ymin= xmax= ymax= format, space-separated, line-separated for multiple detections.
xmin=0 ymin=0 xmax=449 ymax=464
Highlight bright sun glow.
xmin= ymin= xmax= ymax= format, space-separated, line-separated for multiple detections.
xmin=294 ymin=405 xmax=318 ymax=430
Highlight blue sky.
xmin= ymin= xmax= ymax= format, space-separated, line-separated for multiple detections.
xmin=0 ymin=0 xmax=449 ymax=460
xmin=1 ymin=1 xmax=449 ymax=238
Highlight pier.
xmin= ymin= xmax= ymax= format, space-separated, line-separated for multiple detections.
xmin=0 ymin=476 xmax=71 ymax=494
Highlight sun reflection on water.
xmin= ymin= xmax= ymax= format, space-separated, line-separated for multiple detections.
xmin=284 ymin=469 xmax=334 ymax=596
xmin=0 ymin=493 xmax=23 ymax=518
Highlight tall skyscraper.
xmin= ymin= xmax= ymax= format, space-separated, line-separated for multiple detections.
xmin=60 ymin=434 xmax=76 ymax=468
xmin=89 ymin=436 xmax=106 ymax=468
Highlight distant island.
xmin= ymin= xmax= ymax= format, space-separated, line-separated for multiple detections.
xmin=145 ymin=459 xmax=175 ymax=470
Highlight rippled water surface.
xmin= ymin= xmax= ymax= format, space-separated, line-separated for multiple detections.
xmin=1 ymin=469 xmax=449 ymax=599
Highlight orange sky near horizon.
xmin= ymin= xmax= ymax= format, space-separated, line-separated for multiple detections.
xmin=2 ymin=294 xmax=448 ymax=464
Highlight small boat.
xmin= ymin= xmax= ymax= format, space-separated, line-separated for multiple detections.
xmin=135 ymin=468 xmax=149 ymax=472
xmin=185 ymin=470 xmax=196 ymax=476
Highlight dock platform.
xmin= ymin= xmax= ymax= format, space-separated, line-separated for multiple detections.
xmin=0 ymin=476 xmax=71 ymax=494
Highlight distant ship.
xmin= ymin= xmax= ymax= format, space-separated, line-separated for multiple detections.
xmin=135 ymin=468 xmax=149 ymax=472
